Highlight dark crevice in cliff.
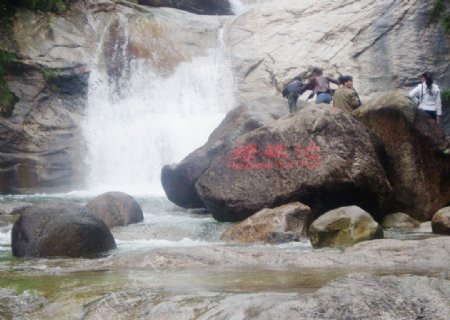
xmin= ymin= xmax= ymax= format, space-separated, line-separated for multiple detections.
xmin=352 ymin=6 xmax=412 ymax=58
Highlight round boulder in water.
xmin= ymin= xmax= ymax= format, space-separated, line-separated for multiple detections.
xmin=11 ymin=202 xmax=116 ymax=258
xmin=86 ymin=192 xmax=144 ymax=228
xmin=309 ymin=206 xmax=383 ymax=248
xmin=221 ymin=202 xmax=310 ymax=244
xmin=431 ymin=207 xmax=450 ymax=235
xmin=381 ymin=212 xmax=420 ymax=229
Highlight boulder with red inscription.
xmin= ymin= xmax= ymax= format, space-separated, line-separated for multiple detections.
xmin=195 ymin=105 xmax=392 ymax=222
xmin=161 ymin=96 xmax=289 ymax=208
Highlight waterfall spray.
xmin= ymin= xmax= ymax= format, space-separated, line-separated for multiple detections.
xmin=83 ymin=13 xmax=236 ymax=196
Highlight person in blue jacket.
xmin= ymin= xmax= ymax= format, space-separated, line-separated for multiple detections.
xmin=283 ymin=76 xmax=304 ymax=113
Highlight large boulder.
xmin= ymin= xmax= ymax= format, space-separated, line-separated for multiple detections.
xmin=138 ymin=0 xmax=233 ymax=15
xmin=11 ymin=202 xmax=116 ymax=258
xmin=431 ymin=207 xmax=450 ymax=235
xmin=161 ymin=95 xmax=289 ymax=208
xmin=220 ymin=202 xmax=310 ymax=243
xmin=354 ymin=93 xmax=450 ymax=221
xmin=85 ymin=192 xmax=144 ymax=228
xmin=309 ymin=206 xmax=383 ymax=248
xmin=195 ymin=104 xmax=391 ymax=222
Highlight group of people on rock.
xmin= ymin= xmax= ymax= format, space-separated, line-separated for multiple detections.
xmin=283 ymin=68 xmax=443 ymax=125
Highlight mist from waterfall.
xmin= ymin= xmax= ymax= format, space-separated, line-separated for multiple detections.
xmin=82 ymin=15 xmax=236 ymax=196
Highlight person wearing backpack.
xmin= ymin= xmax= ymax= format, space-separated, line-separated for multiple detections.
xmin=409 ymin=72 xmax=442 ymax=124
xmin=282 ymin=76 xmax=304 ymax=113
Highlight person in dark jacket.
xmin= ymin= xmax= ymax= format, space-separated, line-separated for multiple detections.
xmin=299 ymin=67 xmax=340 ymax=104
xmin=283 ymin=76 xmax=304 ymax=113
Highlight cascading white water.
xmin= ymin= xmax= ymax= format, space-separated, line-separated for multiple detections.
xmin=83 ymin=14 xmax=236 ymax=196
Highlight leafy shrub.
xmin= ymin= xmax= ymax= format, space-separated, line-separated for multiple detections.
xmin=442 ymin=88 xmax=450 ymax=108
xmin=0 ymin=51 xmax=17 ymax=117
xmin=1 ymin=0 xmax=71 ymax=15
xmin=431 ymin=0 xmax=450 ymax=34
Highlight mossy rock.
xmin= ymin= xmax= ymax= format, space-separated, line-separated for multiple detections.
xmin=309 ymin=206 xmax=383 ymax=248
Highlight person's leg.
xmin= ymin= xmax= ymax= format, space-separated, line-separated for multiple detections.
xmin=288 ymin=93 xmax=298 ymax=113
xmin=316 ymin=93 xmax=332 ymax=104
xmin=423 ymin=110 xmax=437 ymax=120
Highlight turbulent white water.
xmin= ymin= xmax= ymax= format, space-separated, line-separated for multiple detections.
xmin=83 ymin=15 xmax=236 ymax=196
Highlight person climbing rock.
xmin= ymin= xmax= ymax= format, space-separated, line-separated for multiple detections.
xmin=333 ymin=75 xmax=361 ymax=114
xmin=299 ymin=67 xmax=340 ymax=104
xmin=282 ymin=76 xmax=304 ymax=113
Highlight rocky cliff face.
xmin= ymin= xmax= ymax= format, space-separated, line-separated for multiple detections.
xmin=0 ymin=1 xmax=224 ymax=194
xmin=225 ymin=0 xmax=450 ymax=102
xmin=0 ymin=7 xmax=93 ymax=193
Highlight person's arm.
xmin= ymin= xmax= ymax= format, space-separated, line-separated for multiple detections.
xmin=352 ymin=90 xmax=362 ymax=108
xmin=436 ymin=89 xmax=442 ymax=124
xmin=327 ymin=76 xmax=340 ymax=86
xmin=298 ymin=80 xmax=314 ymax=95
xmin=409 ymin=85 xmax=420 ymax=104
xmin=436 ymin=89 xmax=442 ymax=116
xmin=348 ymin=90 xmax=361 ymax=109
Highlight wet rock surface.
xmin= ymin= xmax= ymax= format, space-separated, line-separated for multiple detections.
xmin=86 ymin=191 xmax=144 ymax=228
xmin=11 ymin=202 xmax=116 ymax=257
xmin=0 ymin=288 xmax=47 ymax=319
xmin=81 ymin=274 xmax=450 ymax=320
xmin=221 ymin=202 xmax=310 ymax=243
xmin=99 ymin=236 xmax=450 ymax=271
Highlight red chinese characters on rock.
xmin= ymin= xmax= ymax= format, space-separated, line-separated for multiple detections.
xmin=227 ymin=143 xmax=322 ymax=170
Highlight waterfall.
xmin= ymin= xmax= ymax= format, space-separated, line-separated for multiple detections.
xmin=82 ymin=13 xmax=236 ymax=196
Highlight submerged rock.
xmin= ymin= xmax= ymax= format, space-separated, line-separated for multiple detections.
xmin=0 ymin=288 xmax=47 ymax=319
xmin=86 ymin=191 xmax=144 ymax=228
xmin=309 ymin=206 xmax=383 ymax=248
xmin=221 ymin=202 xmax=310 ymax=243
xmin=431 ymin=207 xmax=450 ymax=235
xmin=162 ymin=95 xmax=288 ymax=208
xmin=11 ymin=202 xmax=116 ymax=258
xmin=354 ymin=93 xmax=450 ymax=221
xmin=195 ymin=104 xmax=391 ymax=222
xmin=382 ymin=212 xmax=420 ymax=229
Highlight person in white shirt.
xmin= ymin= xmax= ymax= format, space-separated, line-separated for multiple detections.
xmin=409 ymin=72 xmax=442 ymax=124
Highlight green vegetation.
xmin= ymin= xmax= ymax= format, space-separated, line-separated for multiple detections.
xmin=0 ymin=0 xmax=71 ymax=16
xmin=431 ymin=0 xmax=450 ymax=34
xmin=441 ymin=88 xmax=450 ymax=108
xmin=0 ymin=50 xmax=17 ymax=117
